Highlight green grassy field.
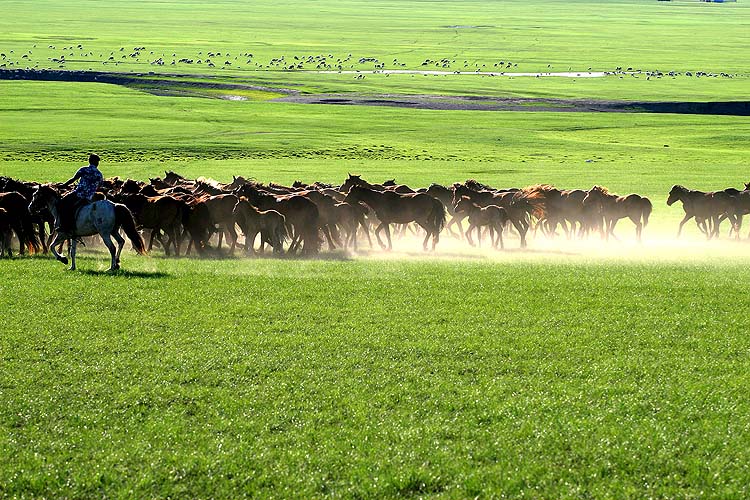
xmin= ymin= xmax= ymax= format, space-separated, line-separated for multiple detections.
xmin=2 ymin=0 xmax=750 ymax=497
xmin=3 ymin=255 xmax=750 ymax=498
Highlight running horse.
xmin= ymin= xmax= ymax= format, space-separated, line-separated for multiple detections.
xmin=582 ymin=186 xmax=652 ymax=242
xmin=666 ymin=185 xmax=734 ymax=239
xmin=29 ymin=185 xmax=146 ymax=271
xmin=344 ymin=185 xmax=445 ymax=251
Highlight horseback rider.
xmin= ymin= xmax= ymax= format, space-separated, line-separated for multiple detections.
xmin=55 ymin=154 xmax=104 ymax=234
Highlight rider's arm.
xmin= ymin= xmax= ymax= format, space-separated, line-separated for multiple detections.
xmin=63 ymin=169 xmax=84 ymax=187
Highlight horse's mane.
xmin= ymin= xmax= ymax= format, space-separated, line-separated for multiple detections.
xmin=591 ymin=185 xmax=613 ymax=196
xmin=465 ymin=179 xmax=494 ymax=191
xmin=522 ymin=183 xmax=557 ymax=195
xmin=196 ymin=176 xmax=222 ymax=188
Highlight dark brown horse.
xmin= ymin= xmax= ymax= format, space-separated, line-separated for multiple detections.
xmin=667 ymin=185 xmax=728 ymax=239
xmin=343 ymin=185 xmax=445 ymax=251
xmin=119 ymin=193 xmax=184 ymax=256
xmin=454 ymin=196 xmax=509 ymax=249
xmin=235 ymin=185 xmax=320 ymax=255
xmin=0 ymin=191 xmax=42 ymax=254
xmin=0 ymin=207 xmax=13 ymax=257
xmin=582 ymin=186 xmax=652 ymax=242
xmin=452 ymin=184 xmax=540 ymax=248
xmin=233 ymin=198 xmax=288 ymax=254
xmin=331 ymin=201 xmax=372 ymax=250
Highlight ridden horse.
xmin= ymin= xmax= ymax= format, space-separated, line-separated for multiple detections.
xmin=233 ymin=198 xmax=288 ymax=254
xmin=343 ymin=185 xmax=445 ymax=251
xmin=454 ymin=196 xmax=509 ymax=249
xmin=29 ymin=185 xmax=145 ymax=271
xmin=582 ymin=186 xmax=652 ymax=242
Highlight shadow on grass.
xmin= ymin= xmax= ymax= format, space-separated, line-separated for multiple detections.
xmin=79 ymin=269 xmax=171 ymax=279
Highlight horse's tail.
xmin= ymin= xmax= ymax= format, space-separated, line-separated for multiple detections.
xmin=115 ymin=204 xmax=146 ymax=255
xmin=21 ymin=210 xmax=41 ymax=254
xmin=430 ymin=197 xmax=446 ymax=234
xmin=275 ymin=214 xmax=289 ymax=245
xmin=642 ymin=197 xmax=653 ymax=227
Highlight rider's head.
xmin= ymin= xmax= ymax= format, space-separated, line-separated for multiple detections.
xmin=89 ymin=153 xmax=100 ymax=167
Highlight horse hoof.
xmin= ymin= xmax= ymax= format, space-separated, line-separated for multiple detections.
xmin=59 ymin=256 xmax=69 ymax=265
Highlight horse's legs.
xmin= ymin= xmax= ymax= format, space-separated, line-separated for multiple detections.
xmin=112 ymin=230 xmax=125 ymax=268
xmin=69 ymin=238 xmax=78 ymax=271
xmin=465 ymin=224 xmax=476 ymax=246
xmin=496 ymin=222 xmax=505 ymax=249
xmin=48 ymin=232 xmax=68 ymax=265
xmin=100 ymin=233 xmax=117 ymax=271
xmin=383 ymin=224 xmax=393 ymax=251
xmin=676 ymin=214 xmax=692 ymax=238
xmin=359 ymin=217 xmax=373 ymax=248
xmin=322 ymin=225 xmax=336 ymax=250
xmin=512 ymin=219 xmax=527 ymax=248
xmin=374 ymin=223 xmax=387 ymax=250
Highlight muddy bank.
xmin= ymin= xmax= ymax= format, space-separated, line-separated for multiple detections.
xmin=0 ymin=68 xmax=296 ymax=96
xmin=275 ymin=93 xmax=750 ymax=115
xmin=1 ymin=68 xmax=747 ymax=115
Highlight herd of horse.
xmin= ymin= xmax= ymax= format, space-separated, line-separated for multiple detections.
xmin=0 ymin=172 xmax=748 ymax=270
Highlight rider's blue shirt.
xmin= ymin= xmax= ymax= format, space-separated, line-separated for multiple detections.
xmin=74 ymin=165 xmax=103 ymax=201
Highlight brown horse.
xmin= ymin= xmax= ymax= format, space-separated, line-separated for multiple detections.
xmin=452 ymin=184 xmax=540 ymax=248
xmin=202 ymin=194 xmax=241 ymax=253
xmin=0 ymin=191 xmax=42 ymax=255
xmin=522 ymin=184 xmax=591 ymax=239
xmin=233 ymin=198 xmax=288 ymax=254
xmin=0 ymin=207 xmax=12 ymax=257
xmin=344 ymin=185 xmax=445 ymax=251
xmin=667 ymin=185 xmax=727 ymax=239
xmin=235 ymin=185 xmax=320 ymax=255
xmin=331 ymin=201 xmax=372 ymax=250
xmin=119 ymin=193 xmax=184 ymax=256
xmin=454 ymin=196 xmax=509 ymax=249
xmin=582 ymin=186 xmax=652 ymax=242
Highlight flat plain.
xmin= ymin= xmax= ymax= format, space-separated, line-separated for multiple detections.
xmin=1 ymin=0 xmax=750 ymax=498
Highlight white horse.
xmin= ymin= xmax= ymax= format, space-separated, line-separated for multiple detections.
xmin=29 ymin=185 xmax=145 ymax=271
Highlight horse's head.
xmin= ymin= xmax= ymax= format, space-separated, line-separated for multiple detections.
xmin=582 ymin=186 xmax=608 ymax=207
xmin=28 ymin=184 xmax=57 ymax=214
xmin=341 ymin=174 xmax=365 ymax=193
xmin=453 ymin=195 xmax=472 ymax=213
xmin=451 ymin=184 xmax=471 ymax=206
xmin=667 ymin=185 xmax=684 ymax=206
xmin=343 ymin=185 xmax=365 ymax=204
